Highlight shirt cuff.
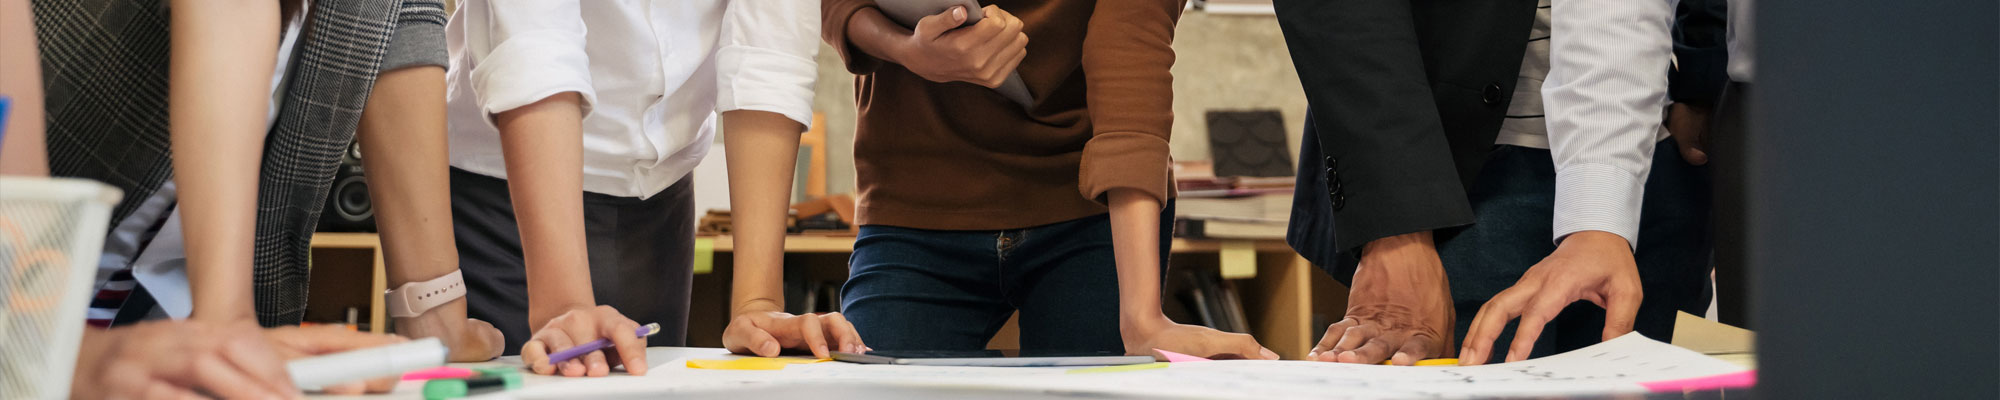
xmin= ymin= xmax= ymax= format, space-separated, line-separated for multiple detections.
xmin=716 ymin=45 xmax=818 ymax=128
xmin=1552 ymin=162 xmax=1645 ymax=249
xmin=1078 ymin=131 xmax=1172 ymax=205
xmin=470 ymin=35 xmax=597 ymax=123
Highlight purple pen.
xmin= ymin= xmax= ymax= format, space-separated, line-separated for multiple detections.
xmin=547 ymin=322 xmax=660 ymax=365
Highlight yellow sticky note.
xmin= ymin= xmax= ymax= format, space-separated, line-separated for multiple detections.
xmin=1067 ymin=362 xmax=1169 ymax=374
xmin=685 ymin=357 xmax=829 ymax=370
xmin=1219 ymin=240 xmax=1256 ymax=279
xmin=692 ymin=237 xmax=715 ymax=275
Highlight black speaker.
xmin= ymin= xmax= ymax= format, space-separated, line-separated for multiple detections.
xmin=317 ymin=141 xmax=376 ymax=232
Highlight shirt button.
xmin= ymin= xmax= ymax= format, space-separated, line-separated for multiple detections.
xmin=1483 ymin=83 xmax=1505 ymax=105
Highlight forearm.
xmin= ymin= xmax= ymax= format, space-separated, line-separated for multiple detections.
xmin=170 ymin=0 xmax=281 ymax=323
xmin=493 ymin=92 xmax=595 ymax=329
xmin=1108 ymin=189 xmax=1171 ymax=335
xmin=0 ymin=0 xmax=48 ymax=177
xmin=356 ymin=66 xmax=460 ymax=289
xmin=840 ymin=8 xmax=914 ymax=66
xmin=721 ymin=110 xmax=804 ymax=316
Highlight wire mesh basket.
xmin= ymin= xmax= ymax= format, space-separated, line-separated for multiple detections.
xmin=0 ymin=177 xmax=122 ymax=399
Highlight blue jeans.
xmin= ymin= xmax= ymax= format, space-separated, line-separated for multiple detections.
xmin=841 ymin=205 xmax=1173 ymax=352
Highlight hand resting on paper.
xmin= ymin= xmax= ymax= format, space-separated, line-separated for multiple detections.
xmin=723 ymin=311 xmax=868 ymax=359
xmin=1458 ymin=231 xmax=1643 ymax=365
xmin=1312 ymin=231 xmax=1458 ymax=366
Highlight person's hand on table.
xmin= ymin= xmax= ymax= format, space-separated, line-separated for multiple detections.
xmin=1666 ymin=102 xmax=1714 ymax=166
xmin=1459 ymin=231 xmax=1643 ymax=365
xmin=1123 ymin=318 xmax=1279 ymax=360
xmin=394 ymin=300 xmax=505 ymax=362
xmin=72 ymin=320 xmax=300 ymax=400
xmin=521 ymin=305 xmax=649 ymax=377
xmin=723 ymin=311 xmax=867 ymax=359
xmin=889 ymin=5 xmax=1029 ymax=88
xmin=261 ymin=325 xmax=412 ymax=395
xmin=1312 ymin=231 xmax=1457 ymax=366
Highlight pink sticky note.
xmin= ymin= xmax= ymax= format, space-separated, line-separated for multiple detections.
xmin=1154 ymin=348 xmax=1212 ymax=363
xmin=402 ymin=367 xmax=477 ymax=381
xmin=1639 ymin=370 xmax=1757 ymax=392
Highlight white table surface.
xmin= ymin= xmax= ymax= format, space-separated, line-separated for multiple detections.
xmin=310 ymin=347 xmax=741 ymax=399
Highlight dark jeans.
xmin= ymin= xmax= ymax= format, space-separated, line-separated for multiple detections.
xmin=1440 ymin=141 xmax=1714 ymax=362
xmin=840 ymin=205 xmax=1173 ymax=353
xmin=450 ymin=168 xmax=696 ymax=355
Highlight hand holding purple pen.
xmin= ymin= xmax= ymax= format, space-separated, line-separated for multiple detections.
xmin=548 ymin=322 xmax=660 ymax=365
xmin=520 ymin=305 xmax=658 ymax=377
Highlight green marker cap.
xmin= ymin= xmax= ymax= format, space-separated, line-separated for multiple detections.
xmin=422 ymin=379 xmax=468 ymax=400
xmin=422 ymin=373 xmax=522 ymax=399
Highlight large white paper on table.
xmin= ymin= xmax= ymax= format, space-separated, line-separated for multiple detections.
xmin=502 ymin=333 xmax=1746 ymax=399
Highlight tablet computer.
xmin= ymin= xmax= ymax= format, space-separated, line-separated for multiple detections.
xmin=831 ymin=350 xmax=1157 ymax=367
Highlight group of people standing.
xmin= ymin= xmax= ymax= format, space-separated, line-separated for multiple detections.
xmin=0 ymin=0 xmax=1748 ymax=397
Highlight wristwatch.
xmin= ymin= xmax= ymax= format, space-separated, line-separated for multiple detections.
xmin=385 ymin=269 xmax=467 ymax=318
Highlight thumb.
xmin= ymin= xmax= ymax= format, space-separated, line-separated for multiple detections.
xmin=912 ymin=6 xmax=967 ymax=40
xmin=1677 ymin=140 xmax=1709 ymax=165
xmin=1601 ymin=287 xmax=1643 ymax=341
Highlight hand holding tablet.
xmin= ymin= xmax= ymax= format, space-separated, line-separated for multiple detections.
xmin=877 ymin=1 xmax=1036 ymax=108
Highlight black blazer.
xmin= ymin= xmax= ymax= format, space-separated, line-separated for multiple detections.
xmin=1276 ymin=0 xmax=1539 ymax=273
xmin=1278 ymin=0 xmax=1733 ymax=278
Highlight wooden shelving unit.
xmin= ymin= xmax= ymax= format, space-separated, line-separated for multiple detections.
xmin=305 ymin=232 xmax=387 ymax=334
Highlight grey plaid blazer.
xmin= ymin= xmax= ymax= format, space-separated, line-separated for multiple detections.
xmin=36 ymin=0 xmax=446 ymax=326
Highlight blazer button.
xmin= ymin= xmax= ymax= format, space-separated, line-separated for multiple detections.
xmin=1324 ymin=167 xmax=1337 ymax=177
xmin=1332 ymin=195 xmax=1347 ymax=210
xmin=1483 ymin=83 xmax=1504 ymax=105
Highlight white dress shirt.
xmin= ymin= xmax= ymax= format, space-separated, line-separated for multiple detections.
xmin=1494 ymin=0 xmax=1676 ymax=247
xmin=1540 ymin=0 xmax=1678 ymax=246
xmin=444 ymin=0 xmax=820 ymax=199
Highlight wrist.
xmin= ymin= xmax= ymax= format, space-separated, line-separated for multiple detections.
xmin=393 ymin=297 xmax=467 ymax=336
xmin=1118 ymin=312 xmax=1172 ymax=339
xmin=731 ymin=298 xmax=785 ymax=317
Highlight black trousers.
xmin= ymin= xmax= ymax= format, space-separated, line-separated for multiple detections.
xmin=450 ymin=168 xmax=695 ymax=355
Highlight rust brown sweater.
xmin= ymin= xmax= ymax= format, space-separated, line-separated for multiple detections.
xmin=824 ymin=0 xmax=1184 ymax=230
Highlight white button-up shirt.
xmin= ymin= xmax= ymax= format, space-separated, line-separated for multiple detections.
xmin=1542 ymin=0 xmax=1678 ymax=246
xmin=445 ymin=0 xmax=819 ymax=199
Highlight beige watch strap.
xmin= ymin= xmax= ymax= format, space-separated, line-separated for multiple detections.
xmin=385 ymin=269 xmax=466 ymax=318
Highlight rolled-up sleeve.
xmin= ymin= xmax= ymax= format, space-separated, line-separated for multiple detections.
xmin=1543 ymin=0 xmax=1676 ymax=247
xmin=1078 ymin=0 xmax=1184 ymax=205
xmin=465 ymin=0 xmax=596 ymax=120
xmin=717 ymin=0 xmax=821 ymax=128
xmin=381 ymin=0 xmax=448 ymax=71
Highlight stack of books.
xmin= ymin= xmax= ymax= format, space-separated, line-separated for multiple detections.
xmin=1172 ymin=161 xmax=1293 ymax=240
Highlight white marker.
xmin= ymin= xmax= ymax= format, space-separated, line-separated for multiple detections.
xmin=287 ymin=337 xmax=447 ymax=390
